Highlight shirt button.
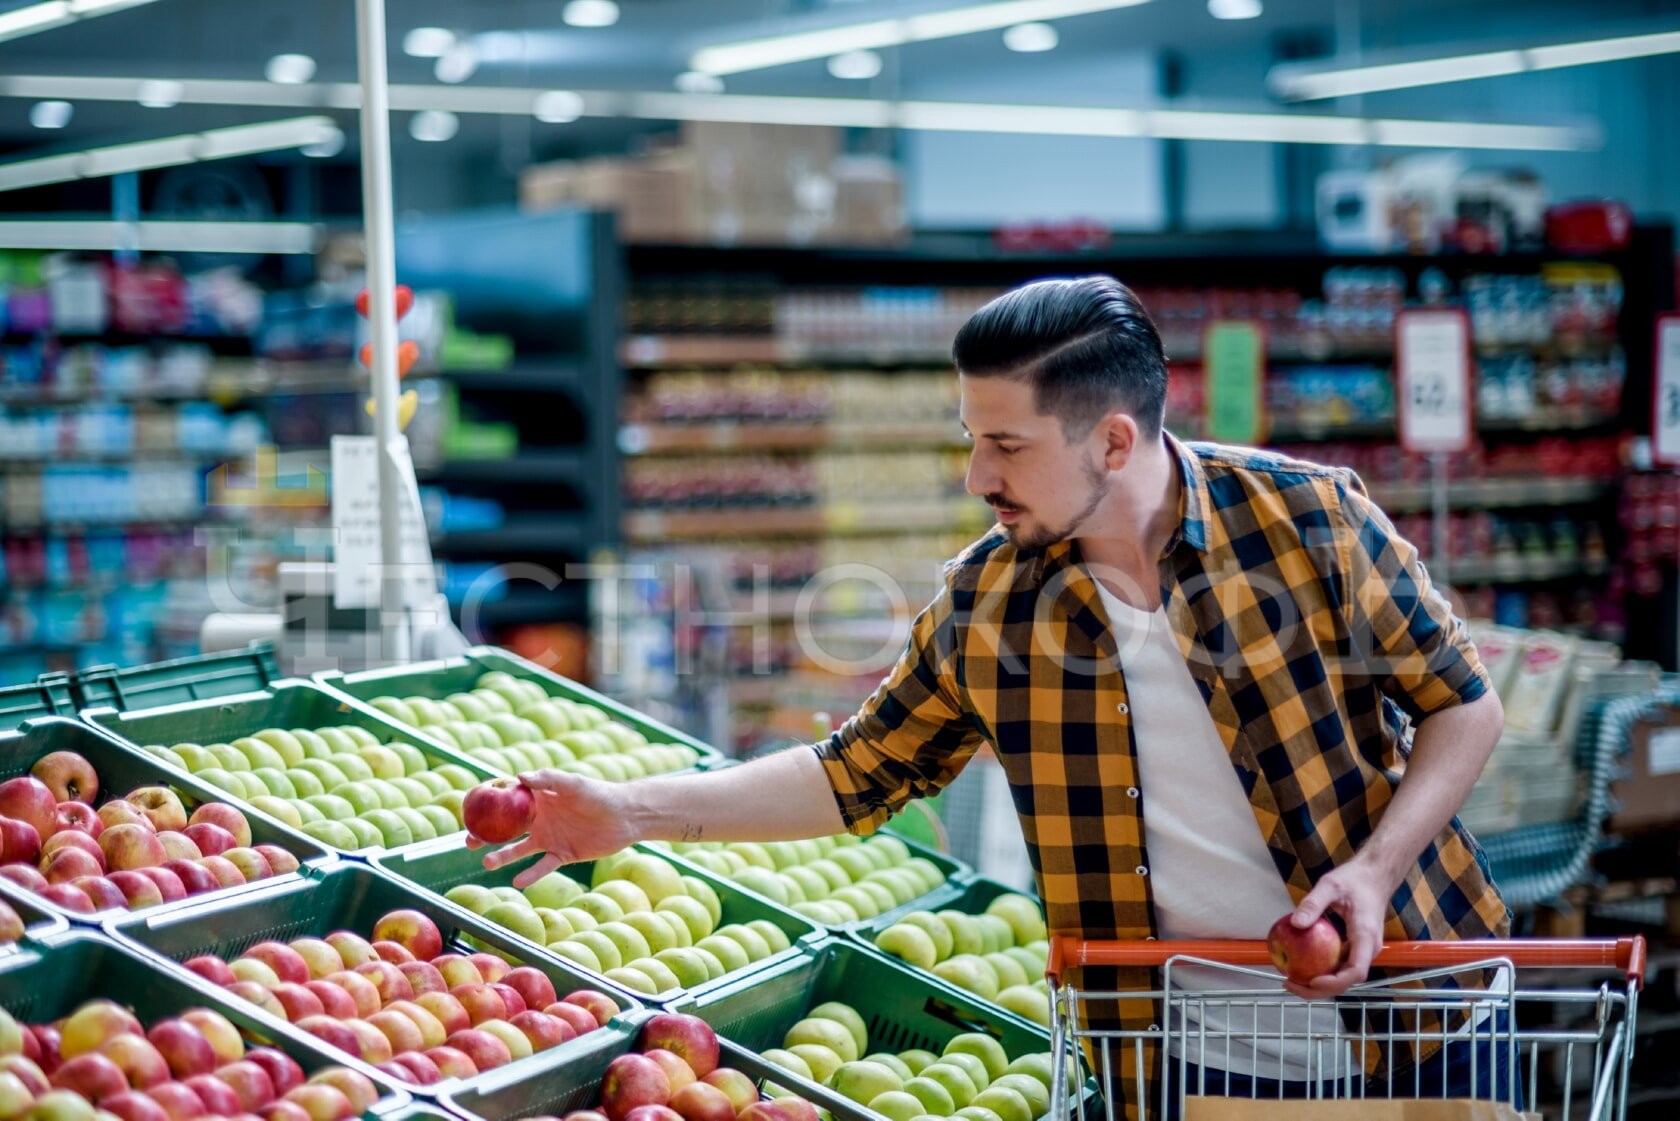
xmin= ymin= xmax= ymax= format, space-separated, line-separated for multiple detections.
xmin=1116 ymin=703 xmax=1129 ymax=714
xmin=1127 ymin=787 xmax=1139 ymax=798
xmin=1136 ymin=865 xmax=1148 ymax=876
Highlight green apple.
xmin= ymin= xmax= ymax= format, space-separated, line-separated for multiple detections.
xmin=622 ymin=912 xmax=678 ymax=955
xmin=333 ymin=784 xmax=381 ymax=816
xmin=746 ymin=919 xmax=792 ymax=955
xmin=976 ymin=915 xmax=1015 ymax=955
xmin=985 ymin=894 xmax=1047 ymax=946
xmin=235 ymin=773 xmax=269 ymax=799
xmin=357 ymin=745 xmax=405 ymax=780
xmin=787 ymin=1045 xmax=843 ymax=1085
xmin=314 ymin=727 xmax=355 ymax=754
xmin=231 ymin=737 xmax=286 ymax=770
xmin=897 ymin=1050 xmax=938 ymax=1075
xmin=655 ymin=910 xmax=694 ymax=948
xmin=938 ymin=911 xmax=985 ymax=957
xmin=940 ymin=1053 xmax=992 ymax=1093
xmin=627 ymin=956 xmax=680 ymax=993
xmin=854 ymin=881 xmax=898 ymax=915
xmin=988 ymin=1076 xmax=1049 ymax=1121
xmin=364 ymin=779 xmax=407 ymax=810
xmin=253 ymin=728 xmax=305 ymax=767
xmin=919 ymin=1064 xmax=978 ymax=1109
xmin=599 ymin=723 xmax=645 ymax=751
xmin=557 ymin=907 xmax=599 ymax=934
xmin=943 ymin=1035 xmax=1008 ymax=1082
xmin=1004 ymin=1053 xmax=1071 ymax=1092
xmin=867 ymin=835 xmax=911 ymax=864
xmin=524 ymin=873 xmax=584 ymax=910
xmin=830 ymin=1061 xmax=903 ymax=1104
xmin=251 ymin=768 xmax=296 ymax=799
xmin=982 ymin=952 xmax=1029 ymax=990
xmin=732 ymin=867 xmax=789 ymax=906
xmin=784 ymin=867 xmax=832 ymax=902
xmin=864 ymin=1054 xmax=916 ymax=1083
xmin=694 ymin=935 xmax=749 ymax=974
xmin=877 ymin=924 xmax=939 ymax=970
xmin=808 ymin=1002 xmax=867 ymax=1056
xmin=389 ymin=742 xmax=428 ymax=776
xmin=404 ymin=697 xmax=445 ymax=726
xmin=901 ymin=1077 xmax=956 ymax=1117
xmin=283 ymin=768 xmax=326 ymax=799
xmin=713 ymin=924 xmax=772 ymax=964
xmin=387 ymin=777 xmax=430 ymax=806
xmin=249 ymin=795 xmax=302 ymax=828
xmin=806 ymin=860 xmax=851 ymax=893
xmin=491 ymin=887 xmax=528 ymax=906
xmin=653 ymin=947 xmax=711 ymax=988
xmin=433 ymin=790 xmax=467 ymax=823
xmin=327 ymin=753 xmax=373 ymax=783
xmin=570 ymin=930 xmax=623 ymax=972
xmin=360 ymin=808 xmax=413 ymax=848
xmin=759 ymin=1049 xmax=812 ymax=1082
xmin=594 ymin=921 xmax=652 ymax=965
xmin=417 ymin=804 xmax=459 ymax=836
xmin=524 ymin=701 xmax=572 ymax=738
xmin=195 ymin=767 xmax=239 ymax=794
xmin=535 ymin=908 xmax=574 ymax=944
xmin=343 ymin=725 xmax=379 ymax=749
xmin=869 ymin=869 xmax=922 ymax=906
xmin=680 ymin=876 xmax=722 ymax=926
xmin=305 ymin=793 xmax=356 ymax=820
xmin=853 ymin=842 xmax=894 ymax=873
xmin=550 ymin=940 xmax=603 ymax=972
xmin=170 ymin=744 xmax=217 ymax=772
xmin=830 ymin=848 xmax=876 ymax=883
xmin=208 ymin=744 xmax=246 ymax=770
xmin=688 ymin=945 xmax=727 ymax=980
xmin=392 ymin=806 xmax=436 ymax=841
xmin=866 ymin=1093 xmax=925 ymax=1121
xmin=823 ymin=899 xmax=861 ymax=924
xmin=410 ymin=771 xmax=452 ymax=798
xmin=483 ymin=714 xmax=537 ymax=747
xmin=594 ymin=880 xmax=652 ymax=916
xmin=485 ymin=902 xmax=547 ymax=945
xmin=427 ymin=725 xmax=462 ymax=749
xmin=291 ymin=800 xmax=324 ymax=825
xmin=934 ymin=955 xmax=999 ymax=1000
xmin=996 ymin=985 xmax=1050 ymax=1027
xmin=369 ymin=696 xmax=417 ymax=726
xmin=471 ymin=688 xmax=511 ymax=715
xmin=829 ymin=887 xmax=881 ymax=920
xmin=1002 ymin=946 xmax=1044 ymax=978
xmin=572 ymin=892 xmax=625 ymax=926
xmin=303 ymin=820 xmax=357 ymax=848
xmin=343 ymin=817 xmax=384 ymax=849
xmin=296 ymin=759 xmax=349 ymax=790
xmin=655 ymin=897 xmax=713 ymax=943
xmin=784 ymin=1017 xmax=858 ymax=1063
xmin=955 ymin=1108 xmax=1005 ymax=1121
xmin=446 ymin=692 xmax=490 ymax=721
xmin=903 ymin=859 xmax=946 ymax=893
xmin=793 ymin=902 xmax=839 ymax=925
xmin=292 ymin=728 xmax=331 ymax=758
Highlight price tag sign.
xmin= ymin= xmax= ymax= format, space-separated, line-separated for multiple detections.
xmin=1654 ymin=314 xmax=1680 ymax=466
xmin=1202 ymin=321 xmax=1266 ymax=444
xmin=1396 ymin=308 xmax=1473 ymax=454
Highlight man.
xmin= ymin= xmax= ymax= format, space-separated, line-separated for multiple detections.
xmin=484 ymin=276 xmax=1512 ymax=1116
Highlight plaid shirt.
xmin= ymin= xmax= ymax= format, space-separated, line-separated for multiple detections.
xmin=815 ymin=434 xmax=1510 ymax=1111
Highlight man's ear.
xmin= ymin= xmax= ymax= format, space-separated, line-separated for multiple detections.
xmin=1101 ymin=412 xmax=1139 ymax=471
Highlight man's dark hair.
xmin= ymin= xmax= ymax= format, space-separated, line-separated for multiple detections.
xmin=951 ymin=275 xmax=1168 ymax=440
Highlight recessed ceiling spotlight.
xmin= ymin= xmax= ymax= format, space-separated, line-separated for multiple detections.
xmin=302 ymin=126 xmax=345 ymax=158
xmin=534 ymin=90 xmax=584 ymax=123
xmin=402 ymin=27 xmax=455 ymax=58
xmin=410 ymin=109 xmax=459 ymax=142
xmin=562 ymin=0 xmax=619 ymax=27
xmin=827 ymin=49 xmax=883 ymax=80
xmin=434 ymin=42 xmax=478 ymax=83
xmin=136 ymin=79 xmax=182 ymax=108
xmin=29 ymin=100 xmax=72 ymax=128
xmin=1002 ymin=22 xmax=1059 ymax=51
xmin=1208 ymin=0 xmax=1262 ymax=19
xmin=265 ymin=53 xmax=316 ymax=84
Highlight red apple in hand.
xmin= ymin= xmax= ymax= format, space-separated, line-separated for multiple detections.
xmin=461 ymin=778 xmax=533 ymax=844
xmin=54 ymin=802 xmax=103 ymax=839
xmin=1266 ymin=912 xmax=1348 ymax=984
xmin=0 ymin=778 xmax=57 ymax=840
xmin=32 ymin=753 xmax=97 ymax=805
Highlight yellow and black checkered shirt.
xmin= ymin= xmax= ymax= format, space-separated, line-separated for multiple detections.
xmin=816 ymin=434 xmax=1510 ymax=1107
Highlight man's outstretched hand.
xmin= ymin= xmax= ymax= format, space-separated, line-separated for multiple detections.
xmin=468 ymin=769 xmax=639 ymax=888
xmin=1282 ymin=857 xmax=1394 ymax=999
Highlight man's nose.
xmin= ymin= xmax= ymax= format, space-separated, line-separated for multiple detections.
xmin=965 ymin=449 xmax=994 ymax=497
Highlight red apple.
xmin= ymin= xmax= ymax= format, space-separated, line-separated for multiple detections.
xmin=213 ymin=1060 xmax=275 ymax=1112
xmin=370 ymin=942 xmax=413 ymax=965
xmin=0 ymin=865 xmax=47 ymax=893
xmin=321 ymin=972 xmax=380 ymax=1019
xmin=99 ymin=1035 xmax=170 ymax=1090
xmin=136 ymin=867 xmax=186 ymax=903
xmin=242 ymin=1050 xmax=303 ymax=1100
xmin=488 ymin=983 xmax=526 ymax=1017
xmin=737 ymin=1104 xmax=792 ymax=1121
xmin=195 ymin=855 xmax=245 ymax=889
xmin=1266 ymin=913 xmax=1348 ymax=985
xmin=72 ymin=876 xmax=128 ymax=912
xmin=433 ymin=956 xmax=480 ymax=990
xmin=221 ymin=849 xmax=272 ymax=884
xmin=187 ymin=805 xmax=250 ymax=848
xmin=183 ymin=1074 xmax=242 ymax=1117
xmin=37 ymin=883 xmax=95 ymax=914
xmin=103 ymin=1090 xmax=171 ymax=1121
xmin=183 ymin=955 xmax=237 ymax=987
xmin=146 ymin=1019 xmax=216 ymax=1079
xmin=293 ymin=1018 xmax=360 ymax=1060
xmin=668 ymin=1081 xmax=736 ymax=1121
xmin=508 ymin=1011 xmax=572 ymax=1052
xmin=448 ymin=984 xmax=505 ymax=1026
xmin=32 ymin=753 xmax=97 ymax=805
xmin=370 ymin=910 xmax=443 ymax=963
xmin=53 ymin=801 xmax=103 ymax=840
xmin=253 ymin=847 xmax=298 ymax=876
xmin=145 ymin=1082 xmax=207 ymax=1121
xmin=501 ymin=967 xmax=557 ymax=1013
xmin=642 ymin=1050 xmax=695 ymax=1095
xmin=352 ymin=961 xmax=413 ymax=1006
xmin=365 ymin=1011 xmax=423 ymax=1056
xmin=97 ymin=801 xmax=152 ymax=834
xmin=0 ymin=778 xmax=57 ymax=840
xmin=124 ymin=788 xmax=188 ymax=834
xmin=100 ymin=826 xmax=166 ymax=872
xmin=0 ymin=1056 xmax=49 ymax=1097
xmin=286 ymin=939 xmax=343 ymax=981
xmin=623 ymin=1107 xmax=683 ymax=1121
xmin=42 ymin=830 xmax=103 ymax=864
xmin=461 ymin=778 xmax=534 ymax=844
xmin=267 ymin=984 xmax=324 ymax=1023
xmin=105 ymin=870 xmax=164 ymax=909
xmin=161 ymin=860 xmax=220 ymax=897
xmin=342 ymin=1022 xmax=391 ymax=1065
xmin=226 ymin=982 xmax=286 ymax=1019
xmin=267 ymin=1101 xmax=313 ymax=1121
xmin=443 ymin=1029 xmax=511 ymax=1073
xmin=699 ymin=1070 xmax=756 ymax=1115
xmin=639 ymin=1014 xmax=717 ymax=1079
xmin=774 ymin=1098 xmax=819 ymax=1121
xmin=50 ymin=1052 xmax=130 ymax=1101
xmin=395 ymin=961 xmax=446 ymax=997
xmin=413 ymin=992 xmax=469 ymax=1037
xmin=281 ymin=1085 xmax=353 ymax=1121
xmin=306 ymin=1070 xmax=376 ymax=1115
xmin=384 ymin=1002 xmax=445 ymax=1051
xmin=388 ymin=1052 xmax=441 ymax=1086
xmin=601 ymin=1054 xmax=672 ymax=1121
xmin=0 ymin=818 xmax=41 ymax=866
xmin=301 ymin=982 xmax=357 ymax=1020
xmin=374 ymin=1061 xmax=414 ymax=1086
xmin=156 ymin=833 xmax=203 ymax=863
xmin=181 ymin=1011 xmax=242 ymax=1065
xmin=544 ymin=1002 xmax=599 ymax=1039
xmin=242 ymin=943 xmax=309 ymax=986
xmin=322 ymin=933 xmax=376 ymax=970
xmin=422 ymin=1046 xmax=477 ymax=1081
xmin=181 ymin=825 xmax=236 ymax=859
xmin=41 ymin=847 xmax=104 ymax=885
xmin=467 ymin=953 xmax=509 ymax=984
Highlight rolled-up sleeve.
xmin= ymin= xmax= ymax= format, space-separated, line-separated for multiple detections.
xmin=813 ymin=585 xmax=984 ymax=834
xmin=1337 ymin=473 xmax=1491 ymax=723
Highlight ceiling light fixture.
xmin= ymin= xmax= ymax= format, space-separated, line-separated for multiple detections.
xmin=1207 ymin=0 xmax=1261 ymax=19
xmin=0 ymin=0 xmax=163 ymax=45
xmin=136 ymin=79 xmax=182 ymax=108
xmin=301 ymin=127 xmax=345 ymax=158
xmin=674 ymin=71 xmax=725 ymax=94
xmin=402 ymin=27 xmax=455 ymax=58
xmin=0 ymin=116 xmax=338 ymax=190
xmin=1002 ymin=22 xmax=1058 ymax=51
xmin=827 ymin=49 xmax=884 ymax=80
xmin=562 ymin=0 xmax=619 ymax=28
xmin=691 ymin=0 xmax=1152 ymax=76
xmin=533 ymin=90 xmax=584 ymax=123
xmin=434 ymin=43 xmax=478 ymax=84
xmin=0 ymin=220 xmax=318 ymax=253
xmin=28 ymin=100 xmax=72 ymax=128
xmin=1270 ymin=27 xmax=1680 ymax=100
xmin=409 ymin=109 xmax=458 ymax=141
xmin=264 ymin=54 xmax=316 ymax=85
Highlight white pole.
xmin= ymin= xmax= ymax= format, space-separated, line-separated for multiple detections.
xmin=353 ymin=0 xmax=409 ymax=664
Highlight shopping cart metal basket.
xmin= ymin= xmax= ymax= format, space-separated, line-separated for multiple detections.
xmin=1046 ymin=936 xmax=1646 ymax=1121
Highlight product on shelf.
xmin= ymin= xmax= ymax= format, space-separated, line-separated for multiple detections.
xmin=136 ymin=725 xmax=472 ymax=852
xmin=873 ymin=893 xmax=1049 ymax=1026
xmin=182 ymin=906 xmax=615 ymax=1084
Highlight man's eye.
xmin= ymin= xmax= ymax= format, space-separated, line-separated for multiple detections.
xmin=998 ymin=445 xmax=1021 ymax=456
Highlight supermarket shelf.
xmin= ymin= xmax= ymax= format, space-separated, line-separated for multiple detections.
xmin=619 ymin=421 xmax=963 ymax=454
xmin=452 ymin=583 xmax=589 ymax=626
xmin=418 ymin=448 xmax=591 ymax=483
xmin=430 ymin=516 xmax=596 ymax=556
xmin=0 ymin=450 xmax=237 ymax=468
xmin=415 ymin=362 xmax=589 ymax=394
xmin=1438 ymin=556 xmax=1610 ymax=585
xmin=1370 ymin=477 xmax=1614 ymax=514
xmin=624 ymin=500 xmax=990 ymax=541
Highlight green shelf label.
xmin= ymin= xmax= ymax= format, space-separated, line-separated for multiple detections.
xmin=1203 ymin=321 xmax=1266 ymax=445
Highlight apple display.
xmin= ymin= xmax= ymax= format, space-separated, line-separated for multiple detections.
xmin=544 ymin=1003 xmax=599 ymax=1040
xmin=420 ymin=1046 xmax=476 ymax=1081
xmin=252 ymin=847 xmax=298 ymax=877
xmin=179 ymin=1012 xmax=242 ymax=1066
xmin=442 ymin=1029 xmax=511 ymax=1073
xmin=161 ymin=861 xmax=219 ymax=897
xmin=134 ymin=868 xmax=185 ymax=903
xmin=280 ymin=1085 xmax=354 ymax=1121
xmin=220 ymin=849 xmax=272 ymax=884
xmin=211 ymin=1061 xmax=274 ymax=1112
xmin=154 ymin=835 xmax=201 ymax=863
xmin=101 ymin=1090 xmax=170 ymax=1121
xmin=321 ymin=974 xmax=380 ymax=1019
xmin=37 ymin=884 xmax=95 ymax=914
xmin=143 ymin=1082 xmax=204 ymax=1121
xmin=41 ymin=849 xmax=104 ymax=886
xmin=304 ymin=1068 xmax=377 ymax=1114
xmin=301 ymin=983 xmax=358 ymax=1022
xmin=181 ymin=1074 xmax=240 ymax=1117
xmin=223 ymin=983 xmax=285 ymax=1020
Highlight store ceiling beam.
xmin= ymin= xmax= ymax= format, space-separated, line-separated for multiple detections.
xmin=0 ymin=220 xmax=320 ymax=252
xmin=0 ymin=116 xmax=340 ymax=192
xmin=0 ymin=75 xmax=1599 ymax=151
xmin=0 ymin=0 xmax=159 ymax=45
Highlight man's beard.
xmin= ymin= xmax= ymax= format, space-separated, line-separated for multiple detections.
xmin=990 ymin=455 xmax=1110 ymax=550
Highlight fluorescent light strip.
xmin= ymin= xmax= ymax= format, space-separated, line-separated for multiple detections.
xmin=0 ymin=220 xmax=319 ymax=253
xmin=0 ymin=116 xmax=338 ymax=192
xmin=690 ymin=0 xmax=1151 ymax=76
xmin=0 ymin=0 xmax=158 ymax=43
xmin=1272 ymin=28 xmax=1680 ymax=101
xmin=0 ymin=76 xmax=1599 ymax=151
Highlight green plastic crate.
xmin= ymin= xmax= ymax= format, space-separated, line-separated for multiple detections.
xmin=73 ymin=643 xmax=280 ymax=712
xmin=373 ymin=836 xmax=824 ymax=1007
xmin=0 ymin=673 xmax=74 ymax=733
xmin=855 ymin=874 xmax=1035 ymax=942
xmin=0 ymin=877 xmax=67 ymax=947
xmin=2 ymin=929 xmax=412 ymax=1117
xmin=0 ymin=717 xmax=332 ymax=922
xmin=85 ymin=679 xmax=497 ymax=858
xmin=443 ymin=1011 xmax=875 ymax=1121
xmin=108 ymin=861 xmax=643 ymax=1098
xmin=314 ymin=647 xmax=723 ymax=771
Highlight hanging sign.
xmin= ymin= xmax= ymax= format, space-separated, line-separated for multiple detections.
xmin=1396 ymin=308 xmax=1473 ymax=454
xmin=1202 ymin=320 xmax=1266 ymax=444
xmin=1654 ymin=314 xmax=1680 ymax=466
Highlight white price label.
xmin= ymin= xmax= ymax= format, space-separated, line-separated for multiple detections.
xmin=1396 ymin=309 xmax=1472 ymax=454
xmin=1653 ymin=315 xmax=1680 ymax=466
xmin=330 ymin=435 xmax=437 ymax=610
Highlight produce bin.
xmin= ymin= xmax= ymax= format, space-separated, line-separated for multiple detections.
xmin=314 ymin=646 xmax=723 ymax=770
xmin=1 ymin=929 xmax=413 ymax=1117
xmin=0 ymin=716 xmax=331 ymax=923
xmin=374 ymin=835 xmax=823 ymax=1006
xmin=0 ymin=673 xmax=75 ymax=733
xmin=86 ymin=679 xmax=497 ymax=859
xmin=73 ymin=643 xmax=280 ymax=712
xmin=0 ymin=877 xmax=67 ymax=947
xmin=443 ymin=1011 xmax=875 ymax=1121
xmin=108 ymin=860 xmax=642 ymax=1097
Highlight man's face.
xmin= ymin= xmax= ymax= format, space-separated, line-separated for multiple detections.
xmin=960 ymin=375 xmax=1111 ymax=550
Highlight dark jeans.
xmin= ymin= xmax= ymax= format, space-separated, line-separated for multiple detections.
xmin=1160 ymin=1012 xmax=1522 ymax=1121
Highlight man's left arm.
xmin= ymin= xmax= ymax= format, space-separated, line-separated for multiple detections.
xmin=1287 ymin=477 xmax=1506 ymax=999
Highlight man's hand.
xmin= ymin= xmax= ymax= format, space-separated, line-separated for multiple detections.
xmin=1282 ymin=858 xmax=1395 ymax=999
xmin=470 ymin=770 xmax=637 ymax=888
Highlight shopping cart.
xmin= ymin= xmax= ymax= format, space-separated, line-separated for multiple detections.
xmin=1046 ymin=935 xmax=1646 ymax=1121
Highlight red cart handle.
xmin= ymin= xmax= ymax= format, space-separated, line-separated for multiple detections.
xmin=1046 ymin=935 xmax=1646 ymax=989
